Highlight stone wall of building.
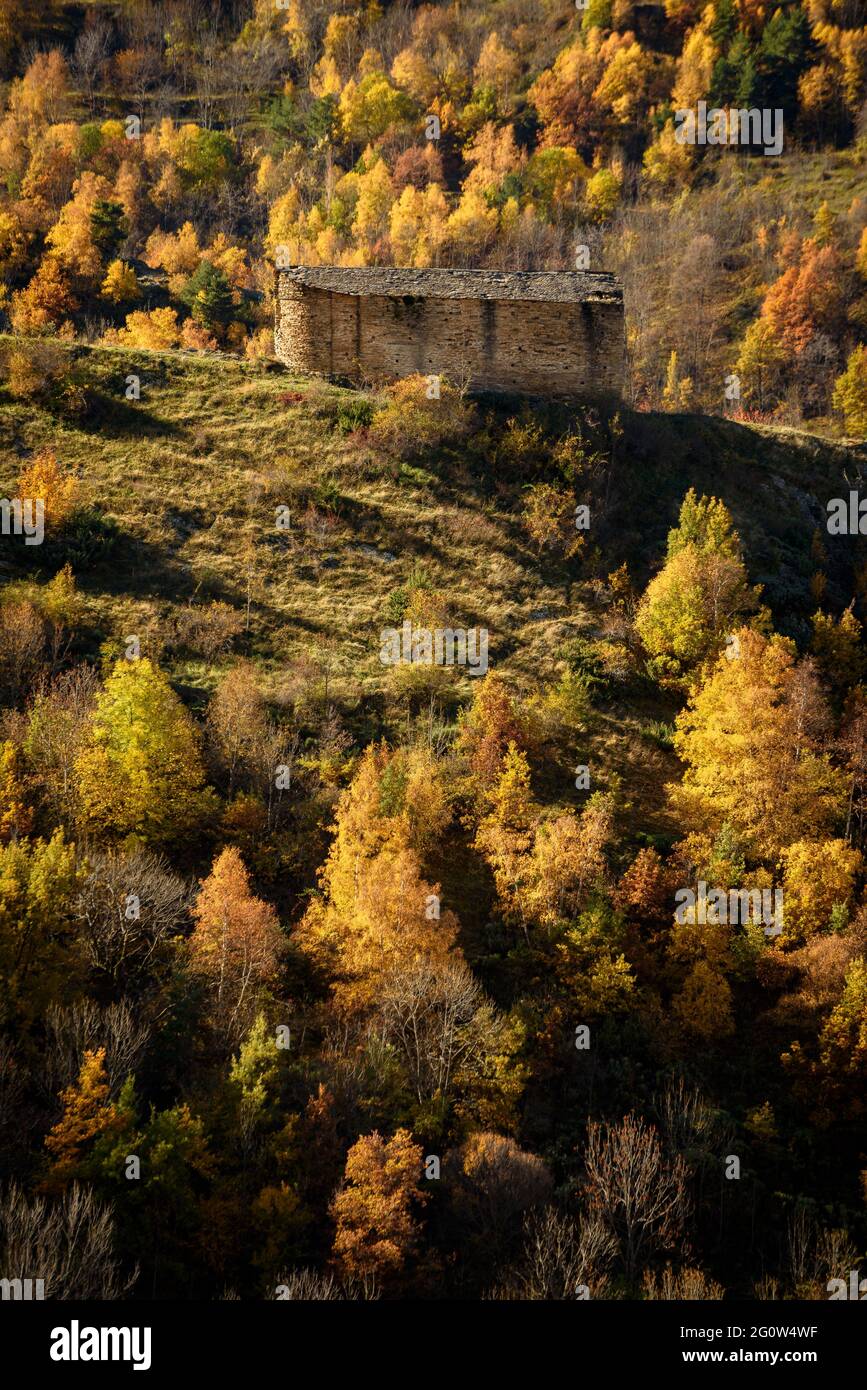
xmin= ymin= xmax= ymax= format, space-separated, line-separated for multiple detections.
xmin=274 ymin=269 xmax=625 ymax=398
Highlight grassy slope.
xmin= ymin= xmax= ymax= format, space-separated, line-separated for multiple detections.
xmin=2 ymin=337 xmax=866 ymax=851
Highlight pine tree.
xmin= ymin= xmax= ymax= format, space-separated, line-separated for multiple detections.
xmin=89 ymin=199 xmax=128 ymax=260
xmin=182 ymin=260 xmax=236 ymax=331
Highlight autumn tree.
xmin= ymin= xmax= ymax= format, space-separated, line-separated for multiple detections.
xmin=544 ymin=900 xmax=636 ymax=1045
xmin=833 ymin=345 xmax=867 ymax=437
xmin=377 ymin=957 xmax=526 ymax=1127
xmin=671 ymin=629 xmax=847 ymax=859
xmin=838 ymin=688 xmax=867 ymax=851
xmin=780 ymin=839 xmax=862 ymax=940
xmin=0 ymin=599 xmax=45 ymax=705
xmin=0 ymin=831 xmax=84 ymax=1028
xmin=75 ymin=659 xmax=217 ymax=845
xmin=525 ymin=794 xmax=614 ymax=928
xmin=226 ymin=1011 xmax=290 ymax=1165
xmin=46 ymin=172 xmax=115 ymax=281
xmin=474 ymin=743 xmax=538 ymax=933
xmin=188 ymin=847 xmax=283 ymax=1044
xmin=100 ymin=260 xmax=141 ymax=306
xmin=24 ymin=664 xmax=99 ymax=828
xmin=338 ymin=70 xmax=416 ymax=145
xmin=0 ymin=741 xmax=32 ymax=844
xmin=8 ymin=49 xmax=71 ymax=123
xmin=43 ymin=1048 xmax=124 ymax=1192
xmin=636 ymin=489 xmax=761 ymax=687
xmin=817 ymin=956 xmax=867 ymax=1095
xmin=786 ymin=955 xmax=867 ymax=1126
xmin=104 ymin=307 xmax=180 ymax=350
xmin=444 ymin=1132 xmax=552 ymax=1275
xmin=613 ymin=847 xmax=678 ymax=928
xmin=9 ymin=256 xmax=79 ymax=333
xmin=810 ymin=605 xmax=865 ymax=697
xmin=735 ymin=318 xmax=786 ymax=410
xmin=207 ymin=661 xmax=286 ymax=819
xmin=17 ymin=449 xmax=78 ymax=532
xmin=330 ymin=1128 xmax=425 ymax=1286
xmin=673 ymin=959 xmax=736 ymax=1040
xmin=295 ymin=744 xmax=458 ymax=1012
xmin=455 ymin=673 xmax=527 ymax=796
xmin=761 ymin=239 xmax=848 ymax=362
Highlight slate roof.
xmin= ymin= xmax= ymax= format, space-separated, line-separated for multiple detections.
xmin=277 ymin=266 xmax=623 ymax=305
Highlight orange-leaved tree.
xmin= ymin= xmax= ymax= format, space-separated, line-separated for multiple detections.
xmin=330 ymin=1128 xmax=425 ymax=1286
xmin=188 ymin=846 xmax=283 ymax=1042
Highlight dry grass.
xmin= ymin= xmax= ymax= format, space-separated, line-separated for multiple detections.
xmin=2 ymin=334 xmax=862 ymax=835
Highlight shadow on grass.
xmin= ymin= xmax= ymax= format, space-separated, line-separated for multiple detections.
xmin=81 ymin=389 xmax=187 ymax=441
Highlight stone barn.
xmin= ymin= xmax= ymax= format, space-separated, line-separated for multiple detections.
xmin=273 ymin=266 xmax=625 ymax=399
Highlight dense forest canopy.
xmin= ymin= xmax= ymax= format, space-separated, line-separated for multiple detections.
xmin=0 ymin=0 xmax=866 ymax=420
xmin=1 ymin=0 xmax=867 ymax=1307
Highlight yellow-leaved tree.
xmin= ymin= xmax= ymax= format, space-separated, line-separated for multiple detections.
xmin=833 ymin=345 xmax=867 ymax=438
xmin=295 ymin=743 xmax=458 ymax=1013
xmin=636 ymin=489 xmax=762 ymax=687
xmin=670 ymin=628 xmax=848 ymax=860
xmin=76 ymin=658 xmax=217 ymax=845
xmin=0 ymin=740 xmax=32 ymax=843
xmin=0 ymin=830 xmax=83 ymax=1028
xmin=17 ymin=449 xmax=79 ymax=532
xmin=475 ymin=741 xmax=616 ymax=936
xmin=100 ymin=259 xmax=141 ymax=305
xmin=779 ymin=839 xmax=862 ymax=940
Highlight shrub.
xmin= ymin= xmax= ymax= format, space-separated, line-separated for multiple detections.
xmin=17 ymin=450 xmax=79 ymax=531
xmin=3 ymin=340 xmax=68 ymax=402
xmin=103 ymin=307 xmax=180 ymax=350
xmin=335 ymin=397 xmax=375 ymax=434
xmin=173 ymin=602 xmax=244 ymax=662
xmin=245 ymin=326 xmax=274 ymax=360
xmin=368 ymin=375 xmax=475 ymax=459
xmin=561 ymin=636 xmax=606 ymax=696
xmin=180 ymin=317 xmax=219 ymax=352
xmin=495 ymin=416 xmax=547 ymax=471
xmin=57 ymin=506 xmax=119 ymax=569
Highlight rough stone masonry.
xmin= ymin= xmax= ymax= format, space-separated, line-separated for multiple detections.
xmin=273 ymin=266 xmax=626 ymax=399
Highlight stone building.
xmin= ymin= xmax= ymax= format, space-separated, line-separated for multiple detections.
xmin=274 ymin=266 xmax=625 ymax=399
